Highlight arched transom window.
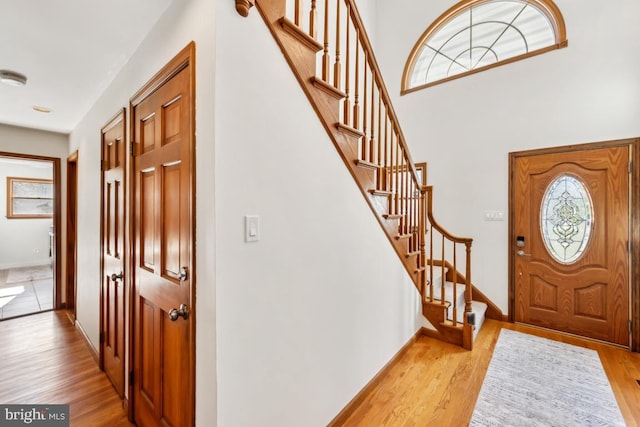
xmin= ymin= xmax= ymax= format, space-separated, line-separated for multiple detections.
xmin=402 ymin=0 xmax=567 ymax=93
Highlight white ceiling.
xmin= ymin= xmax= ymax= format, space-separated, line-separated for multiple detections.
xmin=0 ymin=0 xmax=173 ymax=134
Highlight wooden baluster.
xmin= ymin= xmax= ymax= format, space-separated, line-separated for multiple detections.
xmin=429 ymin=209 xmax=434 ymax=302
xmin=411 ymin=179 xmax=416 ymax=251
xmin=452 ymin=245 xmax=458 ymax=326
xmin=353 ymin=30 xmax=360 ymax=129
xmin=400 ymin=154 xmax=404 ymax=232
xmin=322 ymin=0 xmax=330 ymax=81
xmin=369 ymin=69 xmax=375 ymax=164
xmin=295 ymin=0 xmax=303 ymax=26
xmin=390 ymin=133 xmax=396 ymax=214
xmin=362 ymin=58 xmax=368 ymax=161
xmin=440 ymin=236 xmax=445 ymax=304
xmin=383 ymin=113 xmax=389 ymax=191
xmin=403 ymin=155 xmax=408 ymax=235
xmin=465 ymin=242 xmax=473 ymax=317
xmin=377 ymin=92 xmax=382 ymax=168
xmin=310 ymin=0 xmax=317 ymax=39
xmin=334 ymin=0 xmax=341 ymax=89
xmin=394 ymin=132 xmax=400 ymax=216
xmin=410 ymin=177 xmax=414 ymax=246
xmin=342 ymin=3 xmax=351 ymax=125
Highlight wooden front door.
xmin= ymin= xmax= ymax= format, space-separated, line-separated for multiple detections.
xmin=131 ymin=43 xmax=195 ymax=427
xmin=101 ymin=110 xmax=126 ymax=398
xmin=511 ymin=144 xmax=630 ymax=346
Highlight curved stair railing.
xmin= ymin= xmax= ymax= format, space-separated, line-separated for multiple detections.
xmin=236 ymin=0 xmax=483 ymax=349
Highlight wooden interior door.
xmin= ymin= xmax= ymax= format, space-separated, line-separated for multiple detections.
xmin=132 ymin=43 xmax=195 ymax=427
xmin=66 ymin=151 xmax=78 ymax=322
xmin=512 ymin=144 xmax=630 ymax=346
xmin=101 ymin=110 xmax=127 ymax=397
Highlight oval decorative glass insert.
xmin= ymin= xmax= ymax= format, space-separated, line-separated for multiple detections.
xmin=540 ymin=174 xmax=593 ymax=264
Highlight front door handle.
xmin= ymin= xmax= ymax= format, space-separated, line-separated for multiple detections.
xmin=111 ymin=271 xmax=124 ymax=282
xmin=168 ymin=304 xmax=189 ymax=321
xmin=517 ymin=250 xmax=532 ymax=257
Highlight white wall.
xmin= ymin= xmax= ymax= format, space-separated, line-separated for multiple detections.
xmin=374 ymin=0 xmax=640 ymax=312
xmin=0 ymin=160 xmax=53 ymax=269
xmin=0 ymin=124 xmax=68 ymax=279
xmin=215 ymin=1 xmax=423 ymax=426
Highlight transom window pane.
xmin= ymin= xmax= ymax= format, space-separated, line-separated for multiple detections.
xmin=404 ymin=0 xmax=566 ymax=91
xmin=540 ymin=174 xmax=593 ymax=264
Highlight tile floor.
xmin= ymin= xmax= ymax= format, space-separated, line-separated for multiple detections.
xmin=0 ymin=265 xmax=53 ymax=320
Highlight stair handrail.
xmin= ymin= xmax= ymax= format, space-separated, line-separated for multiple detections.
xmin=342 ymin=0 xmax=421 ymax=188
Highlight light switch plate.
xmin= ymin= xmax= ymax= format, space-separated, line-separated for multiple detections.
xmin=245 ymin=215 xmax=260 ymax=242
xmin=484 ymin=210 xmax=505 ymax=221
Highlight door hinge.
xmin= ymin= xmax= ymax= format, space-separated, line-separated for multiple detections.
xmin=99 ymin=331 xmax=105 ymax=344
xmin=129 ymin=371 xmax=134 ymax=387
xmin=130 ymin=142 xmax=136 ymax=157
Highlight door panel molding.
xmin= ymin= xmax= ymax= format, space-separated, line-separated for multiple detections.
xmin=509 ymin=138 xmax=640 ymax=351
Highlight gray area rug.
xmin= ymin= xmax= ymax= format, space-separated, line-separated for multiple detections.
xmin=470 ymin=329 xmax=625 ymax=426
xmin=6 ymin=265 xmax=52 ymax=284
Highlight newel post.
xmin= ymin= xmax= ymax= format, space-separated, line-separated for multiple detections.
xmin=419 ymin=185 xmax=428 ymax=299
xmin=235 ymin=0 xmax=255 ymax=17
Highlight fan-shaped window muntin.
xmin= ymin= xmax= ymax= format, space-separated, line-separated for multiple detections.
xmin=402 ymin=0 xmax=567 ymax=93
xmin=540 ymin=174 xmax=593 ymax=265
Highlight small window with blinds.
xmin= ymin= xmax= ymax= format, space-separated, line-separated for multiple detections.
xmin=402 ymin=0 xmax=567 ymax=93
xmin=6 ymin=177 xmax=54 ymax=219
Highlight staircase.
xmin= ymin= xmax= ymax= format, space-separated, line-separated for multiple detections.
xmin=235 ymin=0 xmax=502 ymax=349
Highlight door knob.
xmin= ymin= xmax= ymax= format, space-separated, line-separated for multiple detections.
xmin=168 ymin=303 xmax=189 ymax=321
xmin=517 ymin=250 xmax=532 ymax=257
xmin=111 ymin=271 xmax=124 ymax=282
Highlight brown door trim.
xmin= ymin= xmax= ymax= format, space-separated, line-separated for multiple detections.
xmin=0 ymin=151 xmax=62 ymax=310
xmin=66 ymin=151 xmax=78 ymax=321
xmin=509 ymin=137 xmax=640 ymax=352
xmin=129 ymin=41 xmax=196 ymax=424
xmin=100 ymin=108 xmax=127 ymax=398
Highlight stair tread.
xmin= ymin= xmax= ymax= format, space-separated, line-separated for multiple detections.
xmin=369 ymin=189 xmax=392 ymax=197
xmin=356 ymin=160 xmax=379 ymax=170
xmin=453 ymin=300 xmax=488 ymax=324
xmin=395 ymin=233 xmax=412 ymax=240
xmin=312 ymin=77 xmax=346 ymax=100
xmin=383 ymin=213 xmax=402 ymax=220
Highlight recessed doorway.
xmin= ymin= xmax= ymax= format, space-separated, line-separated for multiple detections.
xmin=0 ymin=152 xmax=61 ymax=320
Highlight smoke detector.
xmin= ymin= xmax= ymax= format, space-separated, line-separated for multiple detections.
xmin=0 ymin=70 xmax=27 ymax=87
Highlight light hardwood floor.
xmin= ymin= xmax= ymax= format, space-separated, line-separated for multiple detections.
xmin=339 ymin=319 xmax=640 ymax=426
xmin=1 ymin=312 xmax=638 ymax=426
xmin=0 ymin=311 xmax=132 ymax=426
